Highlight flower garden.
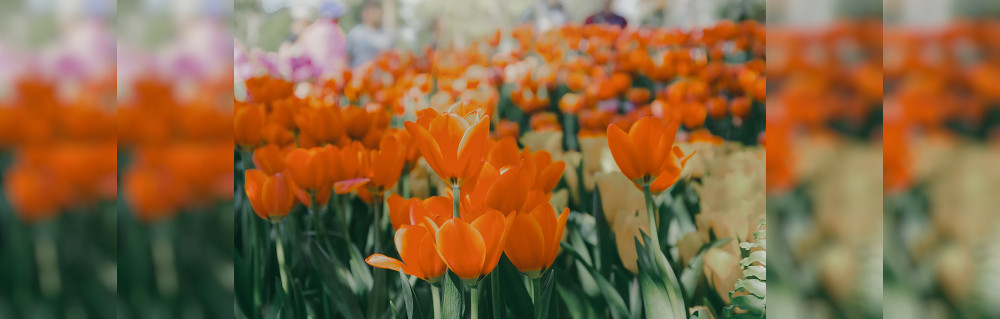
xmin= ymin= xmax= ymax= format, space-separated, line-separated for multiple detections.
xmin=234 ymin=20 xmax=767 ymax=318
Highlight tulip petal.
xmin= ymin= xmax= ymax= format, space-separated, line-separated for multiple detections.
xmin=366 ymin=254 xmax=406 ymax=272
xmin=549 ymin=208 xmax=570 ymax=266
xmin=504 ymin=212 xmax=546 ymax=272
xmin=244 ymin=169 xmax=268 ymax=220
xmin=404 ymin=121 xmax=447 ymax=181
xmin=607 ymin=124 xmax=642 ymax=181
xmin=396 ymin=225 xmax=429 ymax=278
xmin=471 ymin=209 xmax=508 ymax=275
xmin=334 ymin=178 xmax=371 ymax=194
xmin=436 ymin=219 xmax=486 ymax=279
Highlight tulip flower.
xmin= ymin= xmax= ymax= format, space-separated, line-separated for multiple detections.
xmin=366 ymin=224 xmax=447 ymax=283
xmin=244 ymin=169 xmax=298 ymax=223
xmin=387 ymin=194 xmax=451 ymax=230
xmin=333 ymin=134 xmax=407 ymax=194
xmin=429 ymin=208 xmax=513 ymax=283
xmin=607 ymin=116 xmax=692 ymax=193
xmin=325 ymin=142 xmax=363 ymax=184
xmin=463 ymin=163 xmax=534 ymax=217
xmin=252 ymin=144 xmax=288 ymax=175
xmin=234 ymin=102 xmax=265 ymax=150
xmin=503 ymin=203 xmax=569 ymax=278
xmin=284 ymin=147 xmax=330 ymax=192
xmin=294 ymin=103 xmax=344 ymax=147
xmin=403 ymin=104 xmax=491 ymax=190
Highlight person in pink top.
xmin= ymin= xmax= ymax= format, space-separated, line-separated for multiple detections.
xmin=296 ymin=0 xmax=348 ymax=81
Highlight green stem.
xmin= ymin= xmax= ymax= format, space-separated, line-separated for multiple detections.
xmin=470 ymin=286 xmax=479 ymax=319
xmin=532 ymin=277 xmax=542 ymax=318
xmin=642 ymin=184 xmax=661 ymax=259
xmin=431 ymin=284 xmax=442 ymax=319
xmin=373 ymin=193 xmax=383 ymax=253
xmin=369 ymin=193 xmax=387 ymax=319
xmin=274 ymin=223 xmax=291 ymax=297
xmin=452 ymin=183 xmax=460 ymax=218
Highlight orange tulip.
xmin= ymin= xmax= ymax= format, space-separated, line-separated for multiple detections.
xmin=503 ymin=203 xmax=569 ymax=277
xmin=403 ymin=104 xmax=491 ymax=188
xmin=325 ymin=142 xmax=363 ymax=184
xmin=284 ymin=147 xmax=330 ymax=191
xmin=391 ymin=129 xmax=423 ymax=171
xmin=366 ymin=224 xmax=448 ymax=282
xmin=252 ymin=144 xmax=288 ymax=175
xmin=530 ymin=112 xmax=560 ymax=132
xmin=387 ymin=194 xmax=452 ymax=230
xmin=245 ymin=169 xmax=298 ymax=222
xmin=607 ymin=116 xmax=692 ymax=193
xmin=234 ymin=102 xmax=265 ymax=149
xmin=334 ymin=134 xmax=407 ymax=194
xmin=294 ymin=103 xmax=345 ymax=146
xmin=463 ymin=163 xmax=532 ymax=216
xmin=430 ymin=209 xmax=513 ymax=282
xmin=558 ymin=93 xmax=585 ymax=114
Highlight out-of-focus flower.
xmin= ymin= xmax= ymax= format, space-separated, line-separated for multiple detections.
xmin=704 ymin=247 xmax=741 ymax=304
xmin=595 ymin=171 xmax=652 ymax=274
xmin=294 ymin=100 xmax=344 ymax=147
xmin=335 ymin=134 xmax=407 ymax=194
xmin=558 ymin=93 xmax=584 ymax=114
xmin=530 ymin=112 xmax=560 ymax=132
xmin=504 ymin=203 xmax=569 ymax=278
xmin=253 ymin=144 xmax=289 ymax=175
xmin=284 ymin=147 xmax=330 ymax=192
xmin=366 ymin=225 xmax=447 ymax=283
xmin=235 ymin=101 xmax=265 ymax=149
xmin=245 ymin=170 xmax=298 ymax=223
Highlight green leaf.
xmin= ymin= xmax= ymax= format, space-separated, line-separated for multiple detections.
xmin=398 ymin=272 xmax=425 ymax=319
xmin=740 ymin=251 xmax=765 ymax=268
xmin=497 ymin=256 xmax=533 ymax=318
xmin=734 ymin=278 xmax=765 ymax=297
xmin=441 ymin=271 xmax=465 ymax=319
xmin=730 ymin=295 xmax=765 ymax=315
xmin=743 ymin=265 xmax=765 ymax=280
xmin=537 ymin=269 xmax=556 ymax=318
xmin=490 ymin=272 xmax=505 ymax=319
xmin=305 ymin=241 xmax=364 ymax=318
xmin=635 ymin=234 xmax=686 ymax=319
xmin=235 ymin=253 xmax=254 ymax=317
xmin=560 ymin=242 xmax=630 ymax=319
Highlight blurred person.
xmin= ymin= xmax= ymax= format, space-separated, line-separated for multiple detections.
xmin=346 ymin=0 xmax=394 ymax=69
xmin=297 ymin=0 xmax=347 ymax=80
xmin=585 ymin=0 xmax=627 ymax=28
xmin=286 ymin=5 xmax=314 ymax=43
xmin=521 ymin=0 xmax=570 ymax=32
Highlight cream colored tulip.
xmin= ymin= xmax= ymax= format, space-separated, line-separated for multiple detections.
xmin=579 ymin=136 xmax=616 ymax=191
xmin=703 ymin=247 xmax=741 ymax=304
xmin=520 ymin=131 xmax=564 ymax=159
xmin=595 ymin=171 xmax=645 ymax=228
xmin=677 ymin=231 xmax=705 ymax=267
xmin=612 ymin=208 xmax=650 ymax=274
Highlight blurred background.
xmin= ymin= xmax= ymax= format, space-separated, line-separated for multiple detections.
xmin=0 ymin=0 xmax=117 ymax=317
xmin=765 ymin=0 xmax=1000 ymax=318
xmin=0 ymin=0 xmax=235 ymax=318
